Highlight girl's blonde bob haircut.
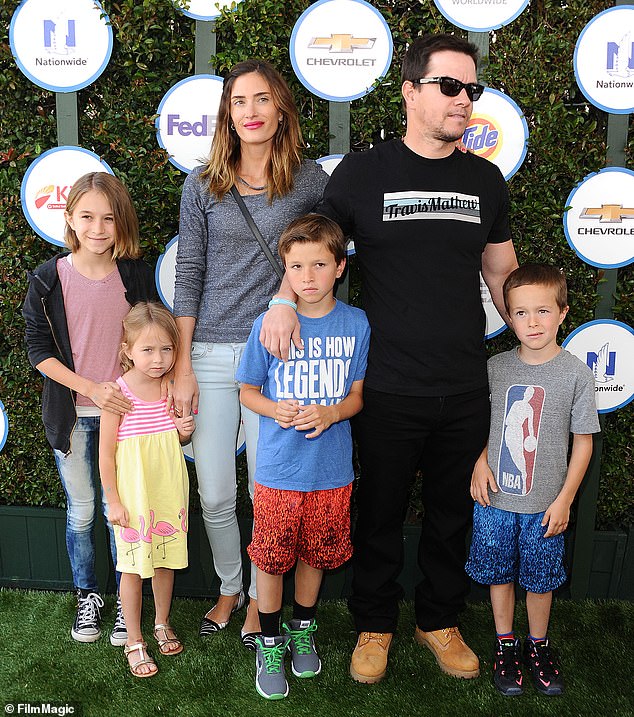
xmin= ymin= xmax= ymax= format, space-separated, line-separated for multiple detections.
xmin=64 ymin=172 xmax=141 ymax=260
xmin=201 ymin=60 xmax=304 ymax=202
xmin=119 ymin=302 xmax=180 ymax=374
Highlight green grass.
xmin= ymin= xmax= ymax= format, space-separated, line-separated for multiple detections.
xmin=1 ymin=589 xmax=632 ymax=717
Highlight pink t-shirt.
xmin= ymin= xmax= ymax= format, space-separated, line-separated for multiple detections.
xmin=58 ymin=256 xmax=130 ymax=407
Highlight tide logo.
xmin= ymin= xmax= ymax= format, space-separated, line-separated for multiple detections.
xmin=166 ymin=114 xmax=215 ymax=137
xmin=587 ymin=343 xmax=616 ymax=383
xmin=497 ymin=384 xmax=545 ymax=496
xmin=462 ymin=114 xmax=501 ymax=161
xmin=34 ymin=185 xmax=70 ymax=211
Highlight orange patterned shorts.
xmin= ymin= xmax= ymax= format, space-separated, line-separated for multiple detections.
xmin=248 ymin=482 xmax=353 ymax=575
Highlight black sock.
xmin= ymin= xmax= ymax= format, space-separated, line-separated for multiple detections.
xmin=259 ymin=610 xmax=282 ymax=637
xmin=293 ymin=600 xmax=317 ymax=622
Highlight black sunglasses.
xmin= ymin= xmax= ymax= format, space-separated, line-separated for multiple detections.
xmin=416 ymin=76 xmax=484 ymax=102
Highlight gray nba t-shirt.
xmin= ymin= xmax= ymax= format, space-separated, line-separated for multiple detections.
xmin=486 ymin=348 xmax=600 ymax=514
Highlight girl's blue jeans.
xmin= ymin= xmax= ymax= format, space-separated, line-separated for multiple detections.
xmin=54 ymin=416 xmax=119 ymax=592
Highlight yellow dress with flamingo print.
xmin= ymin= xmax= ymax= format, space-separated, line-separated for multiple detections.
xmin=113 ymin=377 xmax=189 ymax=579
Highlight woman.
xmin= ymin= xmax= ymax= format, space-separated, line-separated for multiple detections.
xmin=172 ymin=60 xmax=328 ymax=648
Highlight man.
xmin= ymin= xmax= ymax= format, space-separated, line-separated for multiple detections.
xmin=261 ymin=33 xmax=518 ymax=683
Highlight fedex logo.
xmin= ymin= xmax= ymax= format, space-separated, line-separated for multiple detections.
xmin=587 ymin=343 xmax=616 ymax=383
xmin=167 ymin=114 xmax=215 ymax=137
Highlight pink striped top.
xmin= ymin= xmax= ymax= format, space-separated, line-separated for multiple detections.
xmin=116 ymin=376 xmax=177 ymax=441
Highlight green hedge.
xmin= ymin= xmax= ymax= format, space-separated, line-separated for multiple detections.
xmin=0 ymin=0 xmax=631 ymax=529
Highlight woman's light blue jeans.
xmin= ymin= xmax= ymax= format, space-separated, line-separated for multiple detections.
xmin=190 ymin=341 xmax=259 ymax=599
xmin=54 ymin=416 xmax=119 ymax=592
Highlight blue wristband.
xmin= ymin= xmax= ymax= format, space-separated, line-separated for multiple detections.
xmin=268 ymin=298 xmax=297 ymax=311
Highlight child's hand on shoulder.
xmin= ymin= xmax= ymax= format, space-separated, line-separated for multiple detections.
xmin=275 ymin=399 xmax=300 ymax=428
xmin=542 ymin=497 xmax=570 ymax=538
xmin=470 ymin=452 xmax=497 ymax=507
xmin=108 ymin=502 xmax=130 ymax=528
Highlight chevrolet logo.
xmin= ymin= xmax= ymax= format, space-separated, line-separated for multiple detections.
xmin=309 ymin=34 xmax=376 ymax=53
xmin=581 ymin=204 xmax=634 ymax=223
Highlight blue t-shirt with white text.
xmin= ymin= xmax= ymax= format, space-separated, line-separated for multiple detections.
xmin=236 ymin=300 xmax=370 ymax=492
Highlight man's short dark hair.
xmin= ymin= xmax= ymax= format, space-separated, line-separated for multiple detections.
xmin=401 ymin=33 xmax=479 ymax=84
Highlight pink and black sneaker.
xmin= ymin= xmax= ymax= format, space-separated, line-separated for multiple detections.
xmin=523 ymin=638 xmax=564 ymax=696
xmin=493 ymin=638 xmax=523 ymax=696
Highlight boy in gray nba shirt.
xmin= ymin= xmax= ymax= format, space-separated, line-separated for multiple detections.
xmin=466 ymin=264 xmax=600 ymax=697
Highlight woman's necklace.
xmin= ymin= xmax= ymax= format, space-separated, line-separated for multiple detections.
xmin=237 ymin=175 xmax=266 ymax=191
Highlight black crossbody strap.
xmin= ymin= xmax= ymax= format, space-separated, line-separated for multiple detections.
xmin=230 ymin=185 xmax=284 ymax=281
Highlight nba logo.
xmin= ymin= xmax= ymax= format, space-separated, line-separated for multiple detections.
xmin=497 ymin=385 xmax=545 ymax=496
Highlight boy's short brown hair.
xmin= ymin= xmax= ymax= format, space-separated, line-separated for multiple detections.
xmin=278 ymin=214 xmax=346 ymax=265
xmin=503 ymin=263 xmax=568 ymax=315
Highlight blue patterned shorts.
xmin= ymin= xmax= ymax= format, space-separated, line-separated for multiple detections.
xmin=465 ymin=503 xmax=567 ymax=594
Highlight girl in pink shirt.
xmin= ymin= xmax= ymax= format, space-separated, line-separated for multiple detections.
xmin=99 ymin=302 xmax=194 ymax=678
xmin=23 ymin=172 xmax=158 ymax=647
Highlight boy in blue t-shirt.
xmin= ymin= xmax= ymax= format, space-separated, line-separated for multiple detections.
xmin=236 ymin=214 xmax=370 ymax=700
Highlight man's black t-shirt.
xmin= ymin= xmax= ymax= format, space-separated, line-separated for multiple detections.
xmin=318 ymin=140 xmax=511 ymax=397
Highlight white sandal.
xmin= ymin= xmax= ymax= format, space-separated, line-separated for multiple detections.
xmin=153 ymin=623 xmax=183 ymax=655
xmin=124 ymin=641 xmax=158 ymax=678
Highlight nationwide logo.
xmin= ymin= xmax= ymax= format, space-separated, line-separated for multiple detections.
xmin=166 ymin=114 xmax=216 ymax=137
xmin=306 ymin=33 xmax=377 ymax=67
xmin=34 ymin=184 xmax=70 ymax=211
xmin=36 ymin=16 xmax=88 ymax=67
xmin=578 ymin=204 xmax=634 ymax=236
xmin=597 ymin=35 xmax=634 ymax=89
xmin=587 ymin=343 xmax=616 ymax=384
xmin=606 ymin=35 xmax=634 ymax=78
xmin=44 ymin=17 xmax=76 ymax=54
xmin=462 ymin=114 xmax=501 ymax=161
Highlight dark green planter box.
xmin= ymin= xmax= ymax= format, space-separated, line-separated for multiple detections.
xmin=0 ymin=506 xmax=631 ymax=600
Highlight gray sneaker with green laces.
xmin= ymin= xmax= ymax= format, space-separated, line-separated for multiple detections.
xmin=283 ymin=619 xmax=322 ymax=678
xmin=255 ymin=635 xmax=291 ymax=700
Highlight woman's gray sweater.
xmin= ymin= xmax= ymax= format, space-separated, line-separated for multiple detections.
xmin=174 ymin=160 xmax=328 ymax=343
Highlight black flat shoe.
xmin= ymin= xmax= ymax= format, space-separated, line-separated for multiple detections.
xmin=240 ymin=630 xmax=260 ymax=651
xmin=199 ymin=589 xmax=245 ymax=637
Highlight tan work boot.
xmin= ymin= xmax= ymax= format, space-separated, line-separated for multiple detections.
xmin=350 ymin=631 xmax=393 ymax=684
xmin=414 ymin=626 xmax=480 ymax=679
